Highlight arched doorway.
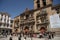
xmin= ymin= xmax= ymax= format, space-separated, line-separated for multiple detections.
xmin=39 ymin=27 xmax=46 ymax=34
xmin=24 ymin=26 xmax=29 ymax=30
xmin=24 ymin=26 xmax=29 ymax=35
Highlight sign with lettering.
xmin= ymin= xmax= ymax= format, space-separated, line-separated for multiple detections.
xmin=50 ymin=14 xmax=60 ymax=28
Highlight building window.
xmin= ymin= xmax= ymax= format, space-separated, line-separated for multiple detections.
xmin=26 ymin=15 xmax=29 ymax=19
xmin=41 ymin=9 xmax=46 ymax=13
xmin=42 ymin=0 xmax=46 ymax=6
xmin=24 ymin=16 xmax=26 ymax=19
xmin=36 ymin=0 xmax=40 ymax=8
xmin=37 ymin=4 xmax=40 ymax=8
xmin=55 ymin=8 xmax=60 ymax=14
xmin=15 ymin=29 xmax=18 ymax=32
xmin=4 ymin=24 xmax=5 ymax=26
xmin=10 ymin=25 xmax=12 ymax=27
xmin=15 ymin=23 xmax=19 ymax=28
xmin=4 ymin=18 xmax=6 ymax=22
xmin=7 ymin=24 xmax=9 ymax=27
xmin=11 ymin=20 xmax=13 ymax=23
xmin=30 ymin=14 xmax=32 ymax=17
xmin=7 ymin=20 xmax=9 ymax=23
xmin=1 ymin=18 xmax=2 ymax=21
xmin=0 ymin=23 xmax=2 ymax=27
xmin=36 ymin=0 xmax=40 ymax=4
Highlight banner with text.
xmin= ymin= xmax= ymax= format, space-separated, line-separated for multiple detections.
xmin=50 ymin=14 xmax=60 ymax=28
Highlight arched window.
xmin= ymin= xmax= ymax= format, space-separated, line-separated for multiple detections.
xmin=42 ymin=0 xmax=46 ymax=6
xmin=36 ymin=0 xmax=40 ymax=8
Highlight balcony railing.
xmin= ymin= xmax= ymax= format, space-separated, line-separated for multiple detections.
xmin=37 ymin=12 xmax=47 ymax=17
xmin=0 ymin=26 xmax=12 ymax=29
xmin=37 ymin=21 xmax=49 ymax=25
xmin=20 ymin=17 xmax=35 ymax=24
xmin=14 ymin=26 xmax=19 ymax=28
xmin=20 ymin=20 xmax=25 ymax=24
xmin=14 ymin=23 xmax=19 ymax=28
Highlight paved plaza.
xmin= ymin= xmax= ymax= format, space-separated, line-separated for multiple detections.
xmin=0 ymin=35 xmax=60 ymax=40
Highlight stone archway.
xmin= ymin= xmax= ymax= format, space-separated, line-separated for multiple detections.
xmin=24 ymin=26 xmax=29 ymax=30
xmin=23 ymin=26 xmax=29 ymax=35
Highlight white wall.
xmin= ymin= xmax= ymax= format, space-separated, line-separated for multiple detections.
xmin=0 ymin=14 xmax=11 ymax=29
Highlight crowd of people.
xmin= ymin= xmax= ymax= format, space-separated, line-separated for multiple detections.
xmin=9 ymin=27 xmax=55 ymax=40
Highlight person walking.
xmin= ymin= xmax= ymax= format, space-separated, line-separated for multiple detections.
xmin=18 ymin=34 xmax=21 ymax=40
xmin=9 ymin=37 xmax=12 ymax=40
xmin=9 ymin=34 xmax=12 ymax=40
xmin=48 ymin=32 xmax=51 ymax=39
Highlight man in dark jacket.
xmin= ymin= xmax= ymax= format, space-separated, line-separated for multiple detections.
xmin=9 ymin=37 xmax=12 ymax=40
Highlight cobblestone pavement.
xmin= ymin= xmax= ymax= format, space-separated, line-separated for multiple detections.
xmin=0 ymin=36 xmax=60 ymax=40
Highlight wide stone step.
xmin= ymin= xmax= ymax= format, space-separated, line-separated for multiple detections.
xmin=52 ymin=36 xmax=60 ymax=40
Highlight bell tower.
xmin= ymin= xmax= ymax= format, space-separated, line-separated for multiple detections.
xmin=34 ymin=0 xmax=53 ymax=9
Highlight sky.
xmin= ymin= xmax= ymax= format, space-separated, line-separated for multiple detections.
xmin=0 ymin=0 xmax=60 ymax=19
